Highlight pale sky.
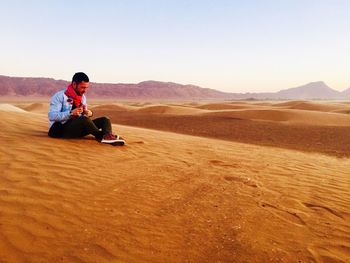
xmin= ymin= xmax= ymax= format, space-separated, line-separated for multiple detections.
xmin=1 ymin=0 xmax=350 ymax=92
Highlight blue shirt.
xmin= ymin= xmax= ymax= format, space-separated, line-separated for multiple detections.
xmin=48 ymin=89 xmax=87 ymax=128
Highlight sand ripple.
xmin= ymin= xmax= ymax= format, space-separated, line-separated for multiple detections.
xmin=0 ymin=104 xmax=349 ymax=262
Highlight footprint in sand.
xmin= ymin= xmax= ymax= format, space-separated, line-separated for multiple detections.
xmin=260 ymin=201 xmax=306 ymax=227
xmin=209 ymin=159 xmax=241 ymax=168
xmin=302 ymin=202 xmax=344 ymax=220
xmin=130 ymin=141 xmax=145 ymax=144
xmin=224 ymin=176 xmax=258 ymax=188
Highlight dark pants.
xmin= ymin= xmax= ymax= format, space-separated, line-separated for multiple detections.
xmin=48 ymin=116 xmax=112 ymax=139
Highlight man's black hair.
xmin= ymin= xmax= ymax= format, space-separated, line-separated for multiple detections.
xmin=72 ymin=72 xmax=89 ymax=84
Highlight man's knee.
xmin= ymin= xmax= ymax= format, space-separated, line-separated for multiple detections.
xmin=94 ymin=116 xmax=111 ymax=124
xmin=80 ymin=116 xmax=93 ymax=123
xmin=100 ymin=116 xmax=110 ymax=122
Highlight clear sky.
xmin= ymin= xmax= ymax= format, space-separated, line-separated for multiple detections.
xmin=1 ymin=0 xmax=350 ymax=92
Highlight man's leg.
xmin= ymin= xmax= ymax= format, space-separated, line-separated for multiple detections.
xmin=92 ymin=117 xmax=113 ymax=135
xmin=62 ymin=116 xmax=103 ymax=139
xmin=92 ymin=117 xmax=125 ymax=144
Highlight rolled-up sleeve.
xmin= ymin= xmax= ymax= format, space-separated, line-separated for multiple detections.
xmin=48 ymin=93 xmax=71 ymax=122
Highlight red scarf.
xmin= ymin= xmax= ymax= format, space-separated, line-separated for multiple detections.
xmin=65 ymin=84 xmax=83 ymax=108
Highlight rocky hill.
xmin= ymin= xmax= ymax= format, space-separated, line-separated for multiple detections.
xmin=0 ymin=75 xmax=349 ymax=100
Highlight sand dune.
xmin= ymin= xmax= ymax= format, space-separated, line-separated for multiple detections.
xmin=135 ymin=104 xmax=207 ymax=115
xmin=91 ymin=104 xmax=208 ymax=115
xmin=19 ymin=102 xmax=50 ymax=113
xmin=203 ymin=108 xmax=350 ymax=126
xmin=0 ymin=103 xmax=27 ymax=113
xmin=91 ymin=103 xmax=134 ymax=112
xmin=93 ymin=101 xmax=350 ymax=157
xmin=273 ymin=100 xmax=350 ymax=113
xmin=1 ymin=102 xmax=350 ymax=262
xmin=196 ymin=102 xmax=257 ymax=110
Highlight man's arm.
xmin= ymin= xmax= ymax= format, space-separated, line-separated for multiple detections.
xmin=48 ymin=93 xmax=71 ymax=122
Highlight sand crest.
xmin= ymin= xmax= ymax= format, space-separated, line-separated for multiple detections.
xmin=273 ymin=100 xmax=350 ymax=112
xmin=19 ymin=102 xmax=49 ymax=113
xmin=0 ymin=103 xmax=27 ymax=113
xmin=134 ymin=104 xmax=207 ymax=115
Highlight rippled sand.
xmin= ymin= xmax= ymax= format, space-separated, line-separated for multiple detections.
xmin=0 ymin=101 xmax=349 ymax=262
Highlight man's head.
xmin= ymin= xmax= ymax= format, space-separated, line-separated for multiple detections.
xmin=72 ymin=72 xmax=89 ymax=95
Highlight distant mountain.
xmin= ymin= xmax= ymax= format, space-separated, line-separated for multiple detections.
xmin=234 ymin=81 xmax=347 ymax=100
xmin=342 ymin=87 xmax=350 ymax=96
xmin=0 ymin=75 xmax=229 ymax=100
xmin=0 ymin=75 xmax=349 ymax=100
xmin=88 ymin=80 xmax=231 ymax=99
xmin=0 ymin=76 xmax=68 ymax=97
xmin=275 ymin=81 xmax=341 ymax=99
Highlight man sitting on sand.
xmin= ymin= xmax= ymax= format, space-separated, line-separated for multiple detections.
xmin=48 ymin=72 xmax=125 ymax=144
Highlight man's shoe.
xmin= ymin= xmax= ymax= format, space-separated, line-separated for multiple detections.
xmin=111 ymin=135 xmax=126 ymax=146
xmin=101 ymin=133 xmax=118 ymax=144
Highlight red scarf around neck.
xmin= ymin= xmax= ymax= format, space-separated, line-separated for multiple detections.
xmin=65 ymin=84 xmax=83 ymax=108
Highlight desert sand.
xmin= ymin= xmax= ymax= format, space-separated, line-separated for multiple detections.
xmin=93 ymin=100 xmax=350 ymax=157
xmin=0 ymin=101 xmax=350 ymax=263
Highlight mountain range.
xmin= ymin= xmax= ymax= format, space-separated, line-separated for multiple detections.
xmin=0 ymin=75 xmax=349 ymax=100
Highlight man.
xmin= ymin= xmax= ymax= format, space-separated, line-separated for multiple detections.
xmin=48 ymin=72 xmax=125 ymax=144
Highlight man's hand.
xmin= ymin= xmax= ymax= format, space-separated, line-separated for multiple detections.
xmin=83 ymin=109 xmax=93 ymax=117
xmin=70 ymin=107 xmax=83 ymax=117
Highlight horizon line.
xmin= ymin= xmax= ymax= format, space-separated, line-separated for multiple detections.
xmin=0 ymin=73 xmax=349 ymax=94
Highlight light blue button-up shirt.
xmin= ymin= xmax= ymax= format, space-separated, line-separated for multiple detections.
xmin=48 ymin=89 xmax=87 ymax=128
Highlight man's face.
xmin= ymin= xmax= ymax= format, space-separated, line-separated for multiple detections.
xmin=73 ymin=81 xmax=89 ymax=95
